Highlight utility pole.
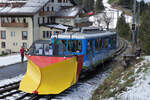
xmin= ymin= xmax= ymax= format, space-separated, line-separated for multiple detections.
xmin=132 ymin=0 xmax=137 ymax=52
xmin=137 ymin=2 xmax=140 ymax=45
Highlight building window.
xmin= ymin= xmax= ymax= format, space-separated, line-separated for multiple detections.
xmin=58 ymin=0 xmax=62 ymax=3
xmin=43 ymin=17 xmax=45 ymax=23
xmin=51 ymin=7 xmax=54 ymax=11
xmin=13 ymin=42 xmax=18 ymax=46
xmin=22 ymin=31 xmax=27 ymax=40
xmin=23 ymin=18 xmax=26 ymax=23
xmin=1 ymin=42 xmax=5 ymax=48
xmin=51 ymin=0 xmax=54 ymax=2
xmin=51 ymin=17 xmax=55 ymax=23
xmin=11 ymin=32 xmax=15 ymax=37
xmin=43 ymin=31 xmax=46 ymax=38
xmin=47 ymin=17 xmax=50 ymax=23
xmin=23 ymin=42 xmax=27 ymax=48
xmin=42 ymin=7 xmax=44 ymax=12
xmin=11 ymin=17 xmax=16 ymax=23
xmin=13 ymin=42 xmax=16 ymax=46
xmin=47 ymin=7 xmax=49 ymax=11
xmin=1 ymin=31 xmax=6 ymax=39
xmin=43 ymin=31 xmax=52 ymax=38
xmin=1 ymin=17 xmax=5 ymax=23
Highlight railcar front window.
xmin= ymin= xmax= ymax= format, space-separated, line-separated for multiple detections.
xmin=34 ymin=44 xmax=44 ymax=55
xmin=44 ymin=44 xmax=53 ymax=55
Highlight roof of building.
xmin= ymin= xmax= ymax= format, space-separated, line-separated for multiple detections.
xmin=46 ymin=24 xmax=68 ymax=30
xmin=54 ymin=6 xmax=81 ymax=18
xmin=0 ymin=0 xmax=77 ymax=16
xmin=0 ymin=0 xmax=49 ymax=15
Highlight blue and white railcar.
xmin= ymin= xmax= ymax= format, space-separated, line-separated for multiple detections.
xmin=51 ymin=29 xmax=117 ymax=69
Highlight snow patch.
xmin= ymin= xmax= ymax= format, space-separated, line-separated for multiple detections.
xmin=0 ymin=75 xmax=23 ymax=87
xmin=115 ymin=56 xmax=150 ymax=100
xmin=0 ymin=54 xmax=27 ymax=67
xmin=89 ymin=0 xmax=132 ymax=29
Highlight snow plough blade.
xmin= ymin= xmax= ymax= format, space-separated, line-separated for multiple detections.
xmin=19 ymin=55 xmax=83 ymax=94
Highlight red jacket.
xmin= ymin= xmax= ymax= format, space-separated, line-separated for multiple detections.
xmin=20 ymin=48 xmax=24 ymax=55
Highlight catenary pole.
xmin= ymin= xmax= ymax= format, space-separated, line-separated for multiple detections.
xmin=132 ymin=0 xmax=136 ymax=48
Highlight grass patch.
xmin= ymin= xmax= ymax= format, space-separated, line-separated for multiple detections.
xmin=108 ymin=0 xmax=119 ymax=4
xmin=136 ymin=57 xmax=144 ymax=63
xmin=0 ymin=53 xmax=8 ymax=56
xmin=91 ymin=64 xmax=135 ymax=100
xmin=143 ymin=63 xmax=150 ymax=73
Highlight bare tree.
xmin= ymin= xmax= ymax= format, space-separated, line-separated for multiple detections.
xmin=93 ymin=14 xmax=103 ymax=28
xmin=93 ymin=12 xmax=113 ymax=30
xmin=102 ymin=12 xmax=113 ymax=30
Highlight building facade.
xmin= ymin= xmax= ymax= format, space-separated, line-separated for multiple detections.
xmin=0 ymin=0 xmax=79 ymax=54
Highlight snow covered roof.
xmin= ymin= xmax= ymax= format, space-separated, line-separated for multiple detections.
xmin=52 ymin=31 xmax=116 ymax=39
xmin=0 ymin=0 xmax=49 ymax=15
xmin=46 ymin=24 xmax=68 ymax=30
xmin=54 ymin=6 xmax=81 ymax=18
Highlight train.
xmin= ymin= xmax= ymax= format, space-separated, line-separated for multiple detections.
xmin=19 ymin=27 xmax=117 ymax=95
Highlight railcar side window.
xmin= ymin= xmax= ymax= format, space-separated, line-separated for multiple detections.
xmin=112 ymin=36 xmax=116 ymax=47
xmin=105 ymin=38 xmax=109 ymax=48
xmin=95 ymin=38 xmax=99 ymax=50
xmin=99 ymin=38 xmax=102 ymax=49
xmin=102 ymin=38 xmax=105 ymax=48
xmin=68 ymin=40 xmax=82 ymax=53
xmin=86 ymin=40 xmax=93 ymax=54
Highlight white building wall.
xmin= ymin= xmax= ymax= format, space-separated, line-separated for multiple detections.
xmin=0 ymin=17 xmax=33 ymax=54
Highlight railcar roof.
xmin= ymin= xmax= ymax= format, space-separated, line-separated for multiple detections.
xmin=52 ymin=31 xmax=116 ymax=39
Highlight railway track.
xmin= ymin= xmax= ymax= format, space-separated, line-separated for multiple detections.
xmin=0 ymin=38 xmax=128 ymax=100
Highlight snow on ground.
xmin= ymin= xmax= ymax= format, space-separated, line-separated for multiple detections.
xmin=54 ymin=71 xmax=110 ymax=100
xmin=89 ymin=0 xmax=132 ymax=29
xmin=108 ymin=56 xmax=150 ymax=100
xmin=0 ymin=54 xmax=27 ymax=67
xmin=0 ymin=74 xmax=23 ymax=87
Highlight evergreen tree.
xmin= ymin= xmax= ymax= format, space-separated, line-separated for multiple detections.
xmin=74 ymin=0 xmax=83 ymax=6
xmin=139 ymin=6 xmax=150 ymax=54
xmin=116 ymin=13 xmax=131 ymax=41
xmin=95 ymin=0 xmax=104 ymax=13
xmin=83 ymin=0 xmax=94 ymax=12
xmin=74 ymin=0 xmax=95 ymax=12
xmin=119 ymin=0 xmax=133 ymax=9
xmin=139 ymin=0 xmax=148 ymax=15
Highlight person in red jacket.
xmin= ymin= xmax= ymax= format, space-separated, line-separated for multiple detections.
xmin=20 ymin=46 xmax=25 ymax=63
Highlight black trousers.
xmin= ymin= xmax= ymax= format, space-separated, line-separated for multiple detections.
xmin=21 ymin=54 xmax=24 ymax=63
